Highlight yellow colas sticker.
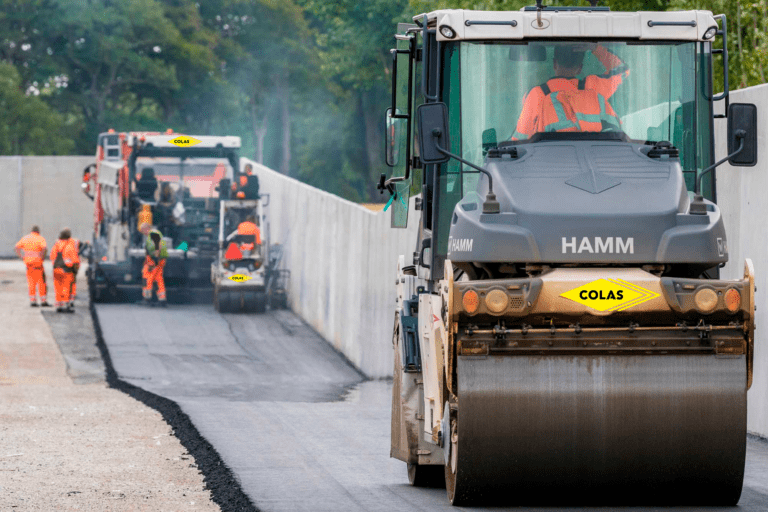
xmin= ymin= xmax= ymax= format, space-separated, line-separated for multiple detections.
xmin=228 ymin=274 xmax=252 ymax=282
xmin=560 ymin=278 xmax=659 ymax=312
xmin=168 ymin=136 xmax=202 ymax=147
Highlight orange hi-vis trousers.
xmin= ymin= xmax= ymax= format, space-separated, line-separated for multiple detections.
xmin=142 ymin=258 xmax=166 ymax=301
xmin=26 ymin=263 xmax=47 ymax=303
xmin=53 ymin=268 xmax=74 ymax=307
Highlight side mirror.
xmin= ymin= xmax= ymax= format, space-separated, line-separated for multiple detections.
xmin=728 ymin=103 xmax=757 ymax=167
xmin=416 ymin=103 xmax=450 ymax=164
xmin=385 ymin=108 xmax=405 ymax=167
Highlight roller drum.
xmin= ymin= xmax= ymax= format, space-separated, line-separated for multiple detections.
xmin=450 ymin=354 xmax=746 ymax=505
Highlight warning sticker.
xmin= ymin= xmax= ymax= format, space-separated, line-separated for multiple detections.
xmin=560 ymin=278 xmax=659 ymax=312
xmin=228 ymin=274 xmax=252 ymax=282
xmin=168 ymin=135 xmax=202 ymax=147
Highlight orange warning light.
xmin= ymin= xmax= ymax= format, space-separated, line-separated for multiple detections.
xmin=463 ymin=290 xmax=480 ymax=314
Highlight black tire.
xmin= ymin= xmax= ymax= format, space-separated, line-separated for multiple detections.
xmin=407 ymin=463 xmax=445 ymax=488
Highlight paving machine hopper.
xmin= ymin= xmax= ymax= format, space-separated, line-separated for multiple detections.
xmin=382 ymin=3 xmax=758 ymax=506
xmin=82 ymin=130 xmax=243 ymax=302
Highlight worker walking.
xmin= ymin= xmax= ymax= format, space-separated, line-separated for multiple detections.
xmin=50 ymin=228 xmax=79 ymax=313
xmin=15 ymin=226 xmax=49 ymax=307
xmin=139 ymin=223 xmax=168 ymax=307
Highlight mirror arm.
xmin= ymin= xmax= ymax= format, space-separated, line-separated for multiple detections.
xmin=695 ymin=131 xmax=745 ymax=196
xmin=432 ymin=129 xmax=500 ymax=214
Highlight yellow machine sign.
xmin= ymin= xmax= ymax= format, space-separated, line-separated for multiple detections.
xmin=560 ymin=278 xmax=659 ymax=312
xmin=168 ymin=135 xmax=202 ymax=147
xmin=228 ymin=274 xmax=252 ymax=282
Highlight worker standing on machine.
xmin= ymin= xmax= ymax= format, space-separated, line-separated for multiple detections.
xmin=513 ymin=43 xmax=629 ymax=140
xmin=139 ymin=222 xmax=168 ymax=307
xmin=50 ymin=228 xmax=79 ymax=313
xmin=15 ymin=226 xmax=49 ymax=307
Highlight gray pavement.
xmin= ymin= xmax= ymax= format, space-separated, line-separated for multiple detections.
xmin=95 ymin=304 xmax=768 ymax=511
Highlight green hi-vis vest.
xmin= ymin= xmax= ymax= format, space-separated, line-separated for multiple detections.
xmin=145 ymin=229 xmax=168 ymax=259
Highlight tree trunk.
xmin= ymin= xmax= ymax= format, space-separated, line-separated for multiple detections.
xmin=251 ymin=101 xmax=268 ymax=164
xmin=278 ymin=73 xmax=291 ymax=175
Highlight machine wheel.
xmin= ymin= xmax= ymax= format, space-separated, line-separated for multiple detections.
xmin=243 ymin=291 xmax=258 ymax=313
xmin=217 ymin=290 xmax=236 ymax=313
xmin=255 ymin=292 xmax=267 ymax=313
xmin=444 ymin=414 xmax=470 ymax=506
xmin=407 ymin=463 xmax=445 ymax=488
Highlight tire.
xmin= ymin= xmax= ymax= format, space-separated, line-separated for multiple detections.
xmin=407 ymin=463 xmax=445 ymax=488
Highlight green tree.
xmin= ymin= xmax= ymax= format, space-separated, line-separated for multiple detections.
xmin=0 ymin=62 xmax=74 ymax=154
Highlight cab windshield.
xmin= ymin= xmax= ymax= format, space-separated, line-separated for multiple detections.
xmin=443 ymin=40 xmax=713 ymax=192
xmin=135 ymin=157 xmax=233 ymax=200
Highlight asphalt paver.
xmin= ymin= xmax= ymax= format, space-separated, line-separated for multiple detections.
xmin=95 ymin=303 xmax=768 ymax=512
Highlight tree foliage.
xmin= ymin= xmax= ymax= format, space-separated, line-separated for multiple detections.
xmin=1 ymin=0 xmax=767 ymax=201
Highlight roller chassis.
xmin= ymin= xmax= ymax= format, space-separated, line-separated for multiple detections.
xmin=211 ymin=199 xmax=268 ymax=313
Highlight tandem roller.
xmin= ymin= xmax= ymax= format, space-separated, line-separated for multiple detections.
xmin=382 ymin=5 xmax=758 ymax=506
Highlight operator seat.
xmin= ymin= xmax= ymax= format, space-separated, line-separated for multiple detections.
xmin=136 ymin=167 xmax=158 ymax=202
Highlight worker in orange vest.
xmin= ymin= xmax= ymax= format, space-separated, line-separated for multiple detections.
xmin=513 ymin=44 xmax=629 ymax=140
xmin=235 ymin=215 xmax=261 ymax=253
xmin=50 ymin=228 xmax=79 ymax=313
xmin=139 ymin=223 xmax=168 ymax=307
xmin=15 ymin=226 xmax=49 ymax=307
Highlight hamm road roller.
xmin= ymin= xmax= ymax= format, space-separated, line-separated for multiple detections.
xmin=382 ymin=2 xmax=758 ymax=505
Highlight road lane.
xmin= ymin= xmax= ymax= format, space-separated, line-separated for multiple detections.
xmin=95 ymin=304 xmax=768 ymax=511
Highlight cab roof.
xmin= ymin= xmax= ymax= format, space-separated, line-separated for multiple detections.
xmin=417 ymin=9 xmax=719 ymax=42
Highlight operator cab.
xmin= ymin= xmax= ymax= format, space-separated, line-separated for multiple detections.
xmin=382 ymin=6 xmax=757 ymax=281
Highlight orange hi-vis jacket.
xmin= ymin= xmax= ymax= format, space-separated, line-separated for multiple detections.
xmin=237 ymin=221 xmax=261 ymax=245
xmin=51 ymin=239 xmax=80 ymax=271
xmin=514 ymin=45 xmax=629 ymax=140
xmin=533 ymin=90 xmax=621 ymax=134
xmin=16 ymin=232 xmax=47 ymax=265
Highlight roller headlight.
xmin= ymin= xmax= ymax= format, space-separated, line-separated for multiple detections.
xmin=724 ymin=288 xmax=741 ymax=313
xmin=703 ymin=26 xmax=718 ymax=40
xmin=694 ymin=288 xmax=718 ymax=313
xmin=439 ymin=25 xmax=456 ymax=39
xmin=485 ymin=289 xmax=509 ymax=314
xmin=462 ymin=290 xmax=479 ymax=314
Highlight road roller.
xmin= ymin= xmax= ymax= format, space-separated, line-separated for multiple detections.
xmin=381 ymin=2 xmax=758 ymax=505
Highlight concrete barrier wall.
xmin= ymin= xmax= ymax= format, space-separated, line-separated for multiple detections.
xmin=0 ymin=156 xmax=94 ymax=256
xmin=245 ymin=159 xmax=418 ymax=378
xmin=715 ymin=83 xmax=768 ymax=438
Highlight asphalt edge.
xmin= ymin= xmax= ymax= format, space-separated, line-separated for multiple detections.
xmin=88 ymin=300 xmax=259 ymax=512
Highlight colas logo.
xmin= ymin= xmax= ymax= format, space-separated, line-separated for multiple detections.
xmin=228 ymin=274 xmax=252 ymax=282
xmin=560 ymin=278 xmax=659 ymax=312
xmin=168 ymin=135 xmax=202 ymax=148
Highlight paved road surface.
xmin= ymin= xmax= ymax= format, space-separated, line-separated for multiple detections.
xmin=96 ymin=304 xmax=768 ymax=511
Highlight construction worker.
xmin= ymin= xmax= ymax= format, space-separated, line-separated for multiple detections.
xmin=227 ymin=215 xmax=261 ymax=253
xmin=139 ymin=222 xmax=168 ymax=306
xmin=513 ymin=43 xmax=629 ymax=140
xmin=50 ymin=228 xmax=79 ymax=313
xmin=15 ymin=226 xmax=49 ymax=307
